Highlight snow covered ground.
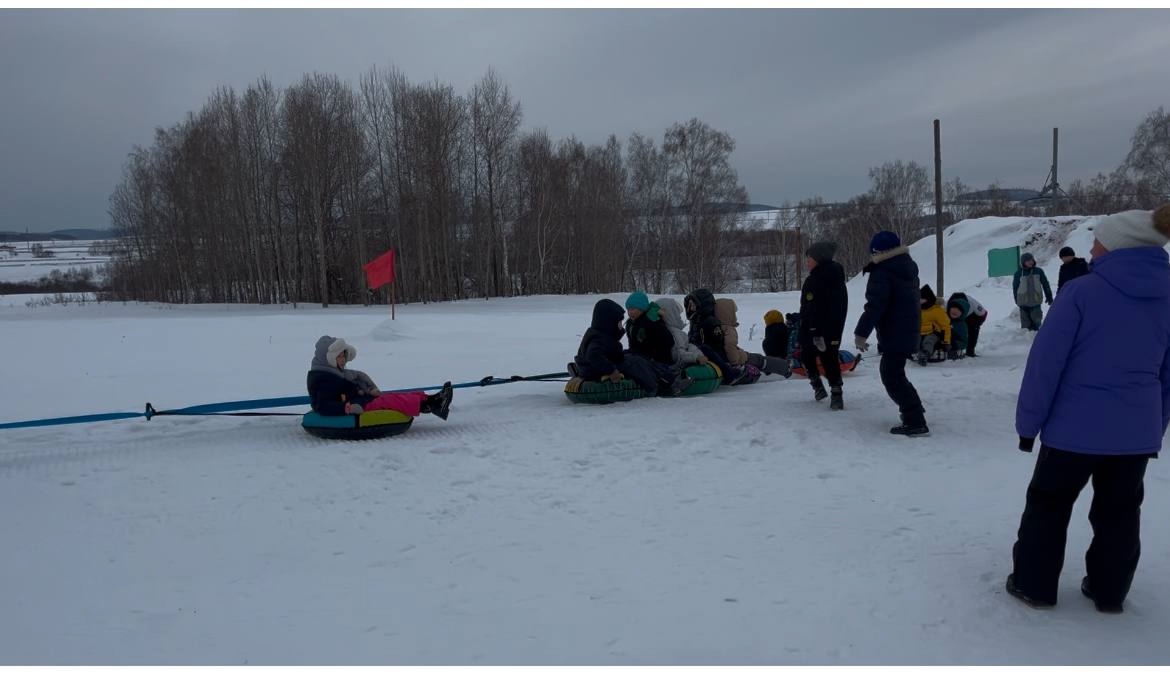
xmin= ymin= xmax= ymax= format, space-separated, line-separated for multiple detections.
xmin=1 ymin=216 xmax=1167 ymax=665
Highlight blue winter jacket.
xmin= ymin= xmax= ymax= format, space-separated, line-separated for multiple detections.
xmin=1016 ymin=247 xmax=1170 ymax=455
xmin=854 ymin=247 xmax=922 ymax=356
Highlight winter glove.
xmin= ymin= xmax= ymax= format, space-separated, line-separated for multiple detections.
xmin=1018 ymin=436 xmax=1035 ymax=453
xmin=604 ymin=370 xmax=624 ymax=383
xmin=345 ymin=402 xmax=364 ymax=415
xmin=813 ymin=336 xmax=827 ymax=353
xmin=947 ymin=349 xmax=959 ymax=361
xmin=854 ymin=335 xmax=870 ymax=353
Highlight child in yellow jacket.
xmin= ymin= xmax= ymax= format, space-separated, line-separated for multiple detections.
xmin=918 ymin=285 xmax=951 ymax=366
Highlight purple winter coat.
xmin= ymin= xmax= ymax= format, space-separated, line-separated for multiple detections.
xmin=1016 ymin=246 xmax=1170 ymax=455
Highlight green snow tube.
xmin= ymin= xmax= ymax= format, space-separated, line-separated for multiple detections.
xmin=680 ymin=362 xmax=722 ymax=396
xmin=564 ymin=363 xmax=722 ymax=404
xmin=301 ymin=409 xmax=413 ymax=440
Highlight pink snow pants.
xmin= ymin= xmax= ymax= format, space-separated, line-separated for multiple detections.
xmin=363 ymin=391 xmax=427 ymax=417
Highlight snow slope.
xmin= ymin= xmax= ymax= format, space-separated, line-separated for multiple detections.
xmin=1 ymin=216 xmax=1167 ymax=665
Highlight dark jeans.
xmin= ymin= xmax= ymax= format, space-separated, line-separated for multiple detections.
xmin=878 ymin=353 xmax=925 ymax=425
xmin=801 ymin=341 xmax=842 ymax=388
xmin=966 ymin=312 xmax=986 ymax=356
xmin=1012 ymin=446 xmax=1150 ymax=606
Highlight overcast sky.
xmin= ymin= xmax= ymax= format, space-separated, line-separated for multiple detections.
xmin=1 ymin=8 xmax=1168 ymax=232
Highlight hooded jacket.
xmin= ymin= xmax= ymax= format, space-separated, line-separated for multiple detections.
xmin=685 ymin=289 xmax=725 ymax=357
xmin=1013 ymin=254 xmax=1053 ymax=307
xmin=656 ymin=297 xmax=706 ymax=366
xmin=306 ymin=335 xmax=380 ymax=416
xmin=1017 ymin=247 xmax=1170 ymax=455
xmin=853 ymin=247 xmax=922 ymax=356
xmin=946 ymin=295 xmax=971 ymax=352
xmin=799 ymin=259 xmax=849 ymax=345
xmin=574 ymin=299 xmax=627 ymax=380
xmin=919 ymin=285 xmax=952 ymax=344
xmin=714 ymin=298 xmax=749 ymax=366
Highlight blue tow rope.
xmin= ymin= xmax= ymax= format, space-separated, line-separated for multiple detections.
xmin=0 ymin=372 xmax=570 ymax=431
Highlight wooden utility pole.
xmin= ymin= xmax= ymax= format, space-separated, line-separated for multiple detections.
xmin=934 ymin=119 xmax=944 ymax=297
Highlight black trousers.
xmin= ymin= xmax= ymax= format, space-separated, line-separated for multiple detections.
xmin=878 ymin=353 xmax=925 ymax=425
xmin=801 ymin=341 xmax=842 ymax=388
xmin=620 ymin=353 xmax=677 ymax=394
xmin=1012 ymin=446 xmax=1150 ymax=606
xmin=966 ymin=313 xmax=986 ymax=356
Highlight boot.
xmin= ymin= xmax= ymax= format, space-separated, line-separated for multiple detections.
xmin=670 ymin=373 xmax=695 ymax=397
xmin=421 ymin=382 xmax=453 ymax=420
xmin=1081 ymin=576 xmax=1124 ymax=614
xmin=1006 ymin=574 xmax=1055 ymax=609
xmin=829 ymin=386 xmax=844 ymax=411
xmin=810 ymin=377 xmax=828 ymax=402
xmin=890 ymin=420 xmax=930 ymax=437
xmin=916 ymin=350 xmax=929 ymax=367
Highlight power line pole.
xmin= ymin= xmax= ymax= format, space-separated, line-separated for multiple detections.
xmin=934 ymin=119 xmax=944 ymax=297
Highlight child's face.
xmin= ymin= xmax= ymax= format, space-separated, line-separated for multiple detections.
xmin=628 ymin=307 xmax=643 ymax=320
xmin=335 ymin=352 xmax=348 ymax=369
xmin=949 ymin=307 xmax=961 ymax=319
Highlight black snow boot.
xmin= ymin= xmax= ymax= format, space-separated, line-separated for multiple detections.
xmin=810 ymin=377 xmax=828 ymax=402
xmin=1081 ymin=576 xmax=1124 ymax=614
xmin=421 ymin=381 xmax=454 ymax=420
xmin=916 ymin=350 xmax=930 ymax=367
xmin=890 ymin=415 xmax=929 ymax=437
xmin=830 ymin=387 xmax=844 ymax=411
xmin=1006 ymin=574 xmax=1055 ymax=609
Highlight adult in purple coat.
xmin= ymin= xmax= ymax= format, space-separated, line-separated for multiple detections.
xmin=1007 ymin=206 xmax=1170 ymax=614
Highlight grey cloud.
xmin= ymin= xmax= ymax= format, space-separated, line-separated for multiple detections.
xmin=1 ymin=9 xmax=1167 ymax=232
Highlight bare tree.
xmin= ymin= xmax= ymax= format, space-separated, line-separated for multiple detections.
xmin=868 ymin=159 xmax=931 ymax=242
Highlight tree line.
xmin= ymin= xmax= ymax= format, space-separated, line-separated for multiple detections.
xmin=106 ymin=68 xmax=748 ymax=305
xmin=105 ymin=62 xmax=1170 ymax=303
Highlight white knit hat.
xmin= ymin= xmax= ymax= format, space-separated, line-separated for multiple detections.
xmin=1092 ymin=209 xmax=1169 ymax=252
xmin=326 ymin=338 xmax=357 ymax=366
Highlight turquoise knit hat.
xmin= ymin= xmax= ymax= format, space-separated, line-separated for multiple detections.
xmin=625 ymin=291 xmax=650 ymax=312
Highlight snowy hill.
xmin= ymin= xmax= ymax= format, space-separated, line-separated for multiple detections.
xmin=1 ymin=215 xmax=1167 ymax=665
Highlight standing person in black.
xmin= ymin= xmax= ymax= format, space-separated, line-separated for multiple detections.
xmin=852 ymin=231 xmax=929 ymax=436
xmin=799 ymin=241 xmax=849 ymax=410
xmin=1057 ymin=246 xmax=1090 ymax=295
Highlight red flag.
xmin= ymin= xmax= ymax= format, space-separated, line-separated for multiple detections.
xmin=363 ymin=248 xmax=396 ymax=289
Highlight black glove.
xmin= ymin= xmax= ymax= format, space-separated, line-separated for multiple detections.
xmin=1019 ymin=436 xmax=1035 ymax=452
xmin=947 ymin=350 xmax=959 ymax=360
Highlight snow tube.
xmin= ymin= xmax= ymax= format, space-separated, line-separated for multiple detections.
xmin=790 ymin=350 xmax=861 ymax=378
xmin=301 ymin=409 xmax=413 ymax=440
xmin=564 ymin=362 xmax=724 ymax=404
xmin=681 ymin=362 xmax=722 ymax=396
xmin=564 ymin=376 xmax=648 ymax=404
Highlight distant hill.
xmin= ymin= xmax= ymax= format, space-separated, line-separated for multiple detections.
xmin=0 ymin=228 xmax=118 ymax=242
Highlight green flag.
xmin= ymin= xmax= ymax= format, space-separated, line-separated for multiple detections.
xmin=988 ymin=246 xmax=1021 ymax=278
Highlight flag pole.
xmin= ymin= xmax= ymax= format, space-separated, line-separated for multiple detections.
xmin=391 ymin=281 xmax=396 ymax=321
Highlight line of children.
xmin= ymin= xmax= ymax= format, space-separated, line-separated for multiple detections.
xmin=571 ymin=296 xmax=692 ymax=397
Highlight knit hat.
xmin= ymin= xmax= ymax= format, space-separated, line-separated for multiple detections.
xmin=326 ymin=337 xmax=357 ymax=367
xmin=1059 ymin=246 xmax=1075 ymax=258
xmin=805 ymin=241 xmax=838 ymax=264
xmin=764 ymin=309 xmax=783 ymax=326
xmin=920 ymin=284 xmax=937 ymax=307
xmin=625 ymin=291 xmax=650 ymax=312
xmin=1092 ymin=208 xmax=1170 ymax=252
xmin=870 ymin=231 xmax=901 ymax=253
